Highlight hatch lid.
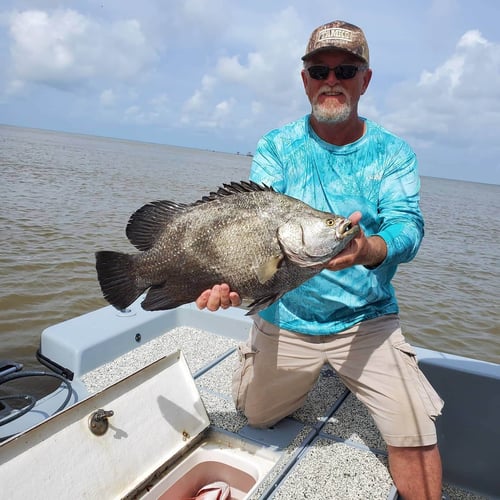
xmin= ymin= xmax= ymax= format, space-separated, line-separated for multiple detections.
xmin=0 ymin=350 xmax=210 ymax=499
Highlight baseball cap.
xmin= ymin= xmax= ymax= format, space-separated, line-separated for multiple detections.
xmin=302 ymin=20 xmax=369 ymax=65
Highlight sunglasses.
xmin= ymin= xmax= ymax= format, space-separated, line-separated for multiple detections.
xmin=306 ymin=64 xmax=367 ymax=81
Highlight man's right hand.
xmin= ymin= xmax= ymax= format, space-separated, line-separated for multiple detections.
xmin=195 ymin=284 xmax=242 ymax=311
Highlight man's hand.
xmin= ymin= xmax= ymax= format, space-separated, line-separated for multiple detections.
xmin=324 ymin=211 xmax=387 ymax=271
xmin=195 ymin=283 xmax=242 ymax=311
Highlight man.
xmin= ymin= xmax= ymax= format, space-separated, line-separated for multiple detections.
xmin=196 ymin=20 xmax=444 ymax=499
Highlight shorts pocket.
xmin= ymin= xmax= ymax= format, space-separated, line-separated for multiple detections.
xmin=232 ymin=342 xmax=258 ymax=412
xmin=393 ymin=341 xmax=444 ymax=419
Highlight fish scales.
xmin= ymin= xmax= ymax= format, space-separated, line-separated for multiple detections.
xmin=95 ymin=181 xmax=359 ymax=315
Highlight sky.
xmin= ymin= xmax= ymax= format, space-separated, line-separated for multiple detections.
xmin=1 ymin=1 xmax=500 ymax=185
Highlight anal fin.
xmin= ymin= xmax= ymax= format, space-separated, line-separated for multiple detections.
xmin=141 ymin=284 xmax=190 ymax=311
xmin=245 ymin=292 xmax=283 ymax=315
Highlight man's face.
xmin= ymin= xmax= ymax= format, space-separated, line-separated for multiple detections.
xmin=301 ymin=51 xmax=372 ymax=124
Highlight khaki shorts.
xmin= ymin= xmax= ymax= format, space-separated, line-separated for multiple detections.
xmin=232 ymin=314 xmax=443 ymax=447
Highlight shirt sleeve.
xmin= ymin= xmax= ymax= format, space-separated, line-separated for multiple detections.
xmin=374 ymin=145 xmax=424 ymax=268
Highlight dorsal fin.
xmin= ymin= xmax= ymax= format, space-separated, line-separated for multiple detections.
xmin=126 ymin=181 xmax=273 ymax=251
xmin=196 ymin=181 xmax=274 ymax=203
xmin=126 ymin=200 xmax=188 ymax=251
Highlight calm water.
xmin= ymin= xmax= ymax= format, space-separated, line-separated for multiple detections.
xmin=1 ymin=125 xmax=499 ymax=398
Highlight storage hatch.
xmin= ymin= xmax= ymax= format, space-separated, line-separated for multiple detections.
xmin=0 ymin=350 xmax=210 ymax=499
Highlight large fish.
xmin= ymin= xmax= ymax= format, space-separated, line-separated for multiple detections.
xmin=95 ymin=181 xmax=359 ymax=315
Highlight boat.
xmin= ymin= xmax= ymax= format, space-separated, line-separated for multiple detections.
xmin=1 ymin=300 xmax=499 ymax=499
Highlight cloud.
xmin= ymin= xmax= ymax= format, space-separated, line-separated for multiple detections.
xmin=378 ymin=29 xmax=500 ymax=181
xmin=7 ymin=8 xmax=157 ymax=91
xmin=183 ymin=75 xmax=215 ymax=112
xmin=0 ymin=1 xmax=498 ymax=183
xmin=181 ymin=6 xmax=306 ymax=133
xmin=123 ymin=104 xmax=161 ymax=125
xmin=120 ymin=92 xmax=170 ymax=126
xmin=383 ymin=29 xmax=500 ymax=134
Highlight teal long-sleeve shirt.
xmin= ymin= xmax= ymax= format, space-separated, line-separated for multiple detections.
xmin=250 ymin=115 xmax=424 ymax=335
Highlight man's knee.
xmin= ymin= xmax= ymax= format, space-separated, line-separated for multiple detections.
xmin=237 ymin=394 xmax=297 ymax=428
xmin=245 ymin=412 xmax=280 ymax=429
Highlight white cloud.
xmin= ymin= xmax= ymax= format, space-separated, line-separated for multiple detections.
xmin=1 ymin=1 xmax=499 ymax=183
xmin=213 ymin=97 xmax=235 ymax=119
xmin=216 ymin=55 xmax=250 ymax=82
xmin=121 ymin=98 xmax=169 ymax=126
xmin=7 ymin=9 xmax=157 ymax=90
xmin=181 ymin=74 xmax=216 ymax=124
xmin=379 ymin=29 xmax=500 ymax=181
xmin=180 ymin=7 xmax=306 ymax=132
xmin=383 ymin=29 xmax=500 ymax=135
xmin=123 ymin=104 xmax=158 ymax=125
xmin=214 ymin=7 xmax=304 ymax=100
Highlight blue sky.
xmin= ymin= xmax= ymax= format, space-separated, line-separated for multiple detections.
xmin=1 ymin=0 xmax=499 ymax=184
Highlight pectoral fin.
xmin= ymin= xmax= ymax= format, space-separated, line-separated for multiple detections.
xmin=256 ymin=255 xmax=284 ymax=284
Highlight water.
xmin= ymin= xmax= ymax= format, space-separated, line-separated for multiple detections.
xmin=1 ymin=124 xmax=499 ymax=399
xmin=395 ymin=176 xmax=500 ymax=359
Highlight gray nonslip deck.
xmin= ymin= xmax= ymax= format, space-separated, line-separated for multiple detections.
xmin=81 ymin=325 xmax=489 ymax=500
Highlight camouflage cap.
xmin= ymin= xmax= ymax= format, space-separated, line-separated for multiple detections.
xmin=302 ymin=20 xmax=369 ymax=65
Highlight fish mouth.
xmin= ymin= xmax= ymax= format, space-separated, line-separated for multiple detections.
xmin=336 ymin=219 xmax=360 ymax=239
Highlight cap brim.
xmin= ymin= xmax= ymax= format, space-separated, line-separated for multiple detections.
xmin=301 ymin=47 xmax=368 ymax=64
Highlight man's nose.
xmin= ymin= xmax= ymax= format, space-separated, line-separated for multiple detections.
xmin=325 ymin=68 xmax=340 ymax=84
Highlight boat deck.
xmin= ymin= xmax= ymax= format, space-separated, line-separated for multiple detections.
xmin=81 ymin=321 xmax=488 ymax=500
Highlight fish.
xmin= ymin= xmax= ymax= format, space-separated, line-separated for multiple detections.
xmin=95 ymin=181 xmax=359 ymax=315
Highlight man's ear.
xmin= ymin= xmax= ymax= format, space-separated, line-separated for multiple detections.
xmin=360 ymin=68 xmax=372 ymax=95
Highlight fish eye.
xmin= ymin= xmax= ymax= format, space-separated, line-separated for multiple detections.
xmin=325 ymin=219 xmax=335 ymax=226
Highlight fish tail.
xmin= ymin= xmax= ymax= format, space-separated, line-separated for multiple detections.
xmin=95 ymin=251 xmax=145 ymax=310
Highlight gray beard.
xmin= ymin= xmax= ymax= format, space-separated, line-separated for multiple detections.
xmin=311 ymin=101 xmax=351 ymax=123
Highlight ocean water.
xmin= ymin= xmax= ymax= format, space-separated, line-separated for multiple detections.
xmin=1 ymin=124 xmax=499 ymax=398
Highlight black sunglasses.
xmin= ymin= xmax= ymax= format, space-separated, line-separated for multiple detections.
xmin=306 ymin=64 xmax=367 ymax=81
